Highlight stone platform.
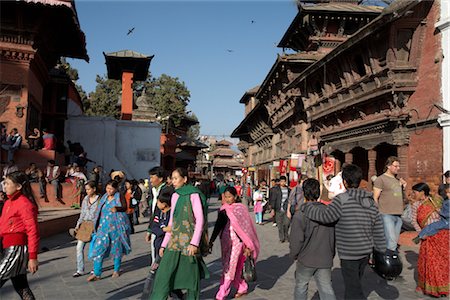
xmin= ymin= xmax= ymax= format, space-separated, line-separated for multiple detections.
xmin=38 ymin=208 xmax=80 ymax=239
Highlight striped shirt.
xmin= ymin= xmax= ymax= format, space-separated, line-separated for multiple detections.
xmin=281 ymin=187 xmax=289 ymax=212
xmin=303 ymin=188 xmax=386 ymax=260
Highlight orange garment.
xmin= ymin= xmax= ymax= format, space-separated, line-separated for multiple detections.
xmin=124 ymin=190 xmax=134 ymax=215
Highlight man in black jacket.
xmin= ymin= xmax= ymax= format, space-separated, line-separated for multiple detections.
xmin=269 ymin=175 xmax=291 ymax=243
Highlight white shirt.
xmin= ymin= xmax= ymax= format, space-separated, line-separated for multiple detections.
xmin=328 ymin=172 xmax=346 ymax=198
xmin=151 ymin=183 xmax=165 ymax=214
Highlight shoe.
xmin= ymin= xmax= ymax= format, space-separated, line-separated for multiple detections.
xmin=234 ymin=291 xmax=248 ymax=298
xmin=272 ymin=223 xmax=277 ymax=227
xmin=87 ymin=274 xmax=100 ymax=282
xmin=73 ymin=271 xmax=83 ymax=278
xmin=112 ymin=271 xmax=120 ymax=278
xmin=150 ymin=263 xmax=159 ymax=271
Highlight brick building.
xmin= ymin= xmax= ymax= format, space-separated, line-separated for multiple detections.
xmin=233 ymin=0 xmax=444 ymax=191
xmin=0 ymin=0 xmax=88 ymax=166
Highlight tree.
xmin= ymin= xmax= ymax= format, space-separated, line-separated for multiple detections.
xmin=85 ymin=73 xmax=192 ymax=123
xmin=187 ymin=113 xmax=200 ymax=139
xmin=142 ymin=74 xmax=190 ymax=126
xmin=83 ymin=75 xmax=121 ymax=118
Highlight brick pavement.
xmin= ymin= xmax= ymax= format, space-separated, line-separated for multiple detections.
xmin=0 ymin=198 xmax=426 ymax=300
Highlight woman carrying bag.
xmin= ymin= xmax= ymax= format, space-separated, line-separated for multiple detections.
xmin=209 ymin=186 xmax=260 ymax=300
xmin=72 ymin=181 xmax=99 ymax=277
xmin=87 ymin=179 xmax=131 ymax=281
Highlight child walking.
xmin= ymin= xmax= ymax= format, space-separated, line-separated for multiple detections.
xmin=253 ymin=187 xmax=265 ymax=224
xmin=150 ymin=190 xmax=172 ymax=270
xmin=289 ymin=178 xmax=336 ymax=300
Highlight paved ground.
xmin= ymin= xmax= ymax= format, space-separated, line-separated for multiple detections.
xmin=1 ymin=197 xmax=429 ymax=300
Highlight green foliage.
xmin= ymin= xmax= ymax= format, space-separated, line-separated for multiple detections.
xmin=57 ymin=61 xmax=199 ymax=134
xmin=83 ymin=75 xmax=122 ymax=118
xmin=142 ymin=74 xmax=190 ymax=125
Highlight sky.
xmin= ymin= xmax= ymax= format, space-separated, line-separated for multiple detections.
xmin=69 ymin=0 xmax=299 ymax=138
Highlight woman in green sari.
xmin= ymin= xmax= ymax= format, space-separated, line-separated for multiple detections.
xmin=150 ymin=168 xmax=209 ymax=300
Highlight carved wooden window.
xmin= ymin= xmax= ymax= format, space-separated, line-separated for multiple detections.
xmin=276 ymin=141 xmax=283 ymax=157
xmin=354 ymin=54 xmax=367 ymax=77
xmin=314 ymin=81 xmax=323 ymax=99
xmin=0 ymin=96 xmax=10 ymax=115
xmin=395 ymin=29 xmax=413 ymax=64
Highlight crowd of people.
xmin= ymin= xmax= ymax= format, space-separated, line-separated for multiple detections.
xmin=210 ymin=157 xmax=449 ymax=299
xmin=0 ymin=154 xmax=448 ymax=300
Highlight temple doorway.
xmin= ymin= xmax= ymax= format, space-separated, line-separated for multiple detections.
xmin=330 ymin=149 xmax=345 ymax=174
xmin=374 ymin=143 xmax=398 ymax=175
xmin=351 ymin=147 xmax=369 ymax=182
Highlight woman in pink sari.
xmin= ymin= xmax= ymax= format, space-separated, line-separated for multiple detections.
xmin=209 ymin=186 xmax=260 ymax=300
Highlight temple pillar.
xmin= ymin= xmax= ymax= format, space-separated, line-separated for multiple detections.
xmin=368 ymin=149 xmax=377 ymax=190
xmin=397 ymin=145 xmax=409 ymax=183
xmin=345 ymin=152 xmax=353 ymax=164
xmin=335 ymin=159 xmax=342 ymax=174
xmin=121 ymin=71 xmax=134 ymax=120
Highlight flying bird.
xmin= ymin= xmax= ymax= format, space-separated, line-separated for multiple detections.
xmin=127 ymin=27 xmax=135 ymax=35
xmin=226 ymin=49 xmax=234 ymax=53
xmin=251 ymin=20 xmax=255 ymax=24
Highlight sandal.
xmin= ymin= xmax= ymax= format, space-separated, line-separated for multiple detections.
xmin=87 ymin=274 xmax=100 ymax=282
xmin=234 ymin=292 xmax=247 ymax=298
xmin=112 ymin=271 xmax=120 ymax=278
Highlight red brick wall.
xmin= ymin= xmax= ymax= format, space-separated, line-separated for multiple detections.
xmin=408 ymin=126 xmax=443 ymax=194
xmin=405 ymin=1 xmax=443 ymax=194
xmin=408 ymin=1 xmax=442 ymax=120
xmin=0 ymin=62 xmax=31 ymax=138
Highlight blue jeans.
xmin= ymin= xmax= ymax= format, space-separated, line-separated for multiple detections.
xmin=294 ymin=263 xmax=336 ymax=300
xmin=76 ymin=240 xmax=87 ymax=273
xmin=93 ymin=257 xmax=121 ymax=276
xmin=381 ymin=214 xmax=402 ymax=251
xmin=255 ymin=212 xmax=262 ymax=223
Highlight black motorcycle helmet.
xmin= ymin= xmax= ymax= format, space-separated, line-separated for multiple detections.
xmin=371 ymin=250 xmax=403 ymax=280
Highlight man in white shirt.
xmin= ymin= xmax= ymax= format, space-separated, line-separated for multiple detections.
xmin=145 ymin=167 xmax=173 ymax=264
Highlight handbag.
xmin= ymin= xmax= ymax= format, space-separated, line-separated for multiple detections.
xmin=75 ymin=221 xmax=94 ymax=242
xmin=242 ymin=256 xmax=257 ymax=282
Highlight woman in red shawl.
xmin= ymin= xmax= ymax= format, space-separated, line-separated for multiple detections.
xmin=209 ymin=186 xmax=260 ymax=300
xmin=411 ymin=183 xmax=449 ymax=297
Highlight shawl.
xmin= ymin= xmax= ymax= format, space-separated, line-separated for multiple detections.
xmin=221 ymin=203 xmax=260 ymax=260
xmin=418 ymin=196 xmax=443 ymax=229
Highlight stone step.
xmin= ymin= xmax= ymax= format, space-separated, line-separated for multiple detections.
xmin=31 ymin=181 xmax=82 ymax=208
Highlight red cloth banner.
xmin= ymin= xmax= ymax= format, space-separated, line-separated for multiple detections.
xmin=322 ymin=155 xmax=335 ymax=177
